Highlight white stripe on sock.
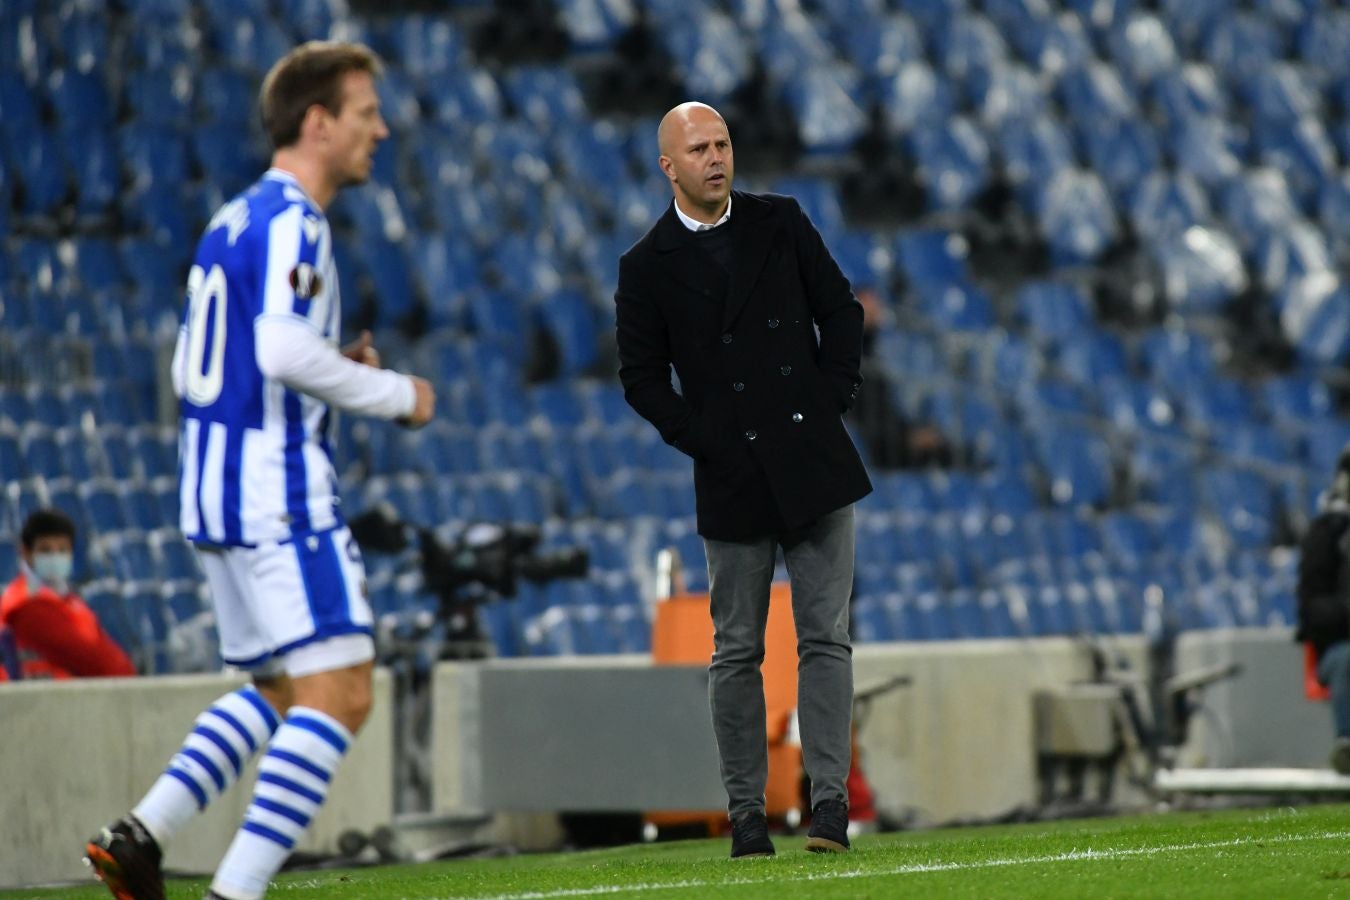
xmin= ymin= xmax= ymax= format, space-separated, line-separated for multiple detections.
xmin=133 ymin=687 xmax=278 ymax=847
xmin=212 ymin=707 xmax=353 ymax=900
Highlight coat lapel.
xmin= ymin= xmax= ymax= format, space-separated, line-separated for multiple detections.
xmin=722 ymin=191 xmax=776 ymax=331
xmin=652 ymin=201 xmax=729 ymax=300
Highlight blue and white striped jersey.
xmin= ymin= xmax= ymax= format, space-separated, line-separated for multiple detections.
xmin=175 ymin=169 xmax=343 ymax=547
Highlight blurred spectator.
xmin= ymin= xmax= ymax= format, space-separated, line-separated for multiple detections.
xmin=0 ymin=509 xmax=135 ymax=680
xmin=1295 ymin=450 xmax=1350 ymax=773
xmin=852 ymin=286 xmax=955 ymax=469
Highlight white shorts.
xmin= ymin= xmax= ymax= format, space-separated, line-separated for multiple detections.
xmin=193 ymin=525 xmax=375 ymax=678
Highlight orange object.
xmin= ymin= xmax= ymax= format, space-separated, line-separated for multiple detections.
xmin=0 ymin=574 xmax=135 ymax=680
xmin=648 ymin=583 xmax=803 ymax=831
xmin=1305 ymin=642 xmax=1331 ymax=702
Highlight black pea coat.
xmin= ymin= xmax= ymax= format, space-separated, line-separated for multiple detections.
xmin=615 ymin=190 xmax=872 ymax=541
xmin=1295 ymin=508 xmax=1350 ymax=661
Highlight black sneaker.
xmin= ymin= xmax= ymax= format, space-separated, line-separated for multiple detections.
xmin=85 ymin=815 xmax=165 ymax=900
xmin=804 ymin=799 xmax=850 ymax=853
xmin=729 ymin=811 xmax=776 ymax=858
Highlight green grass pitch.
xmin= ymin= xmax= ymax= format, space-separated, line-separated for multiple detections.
xmin=13 ymin=803 xmax=1350 ymax=899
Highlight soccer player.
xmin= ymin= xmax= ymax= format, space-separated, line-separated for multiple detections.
xmin=85 ymin=41 xmax=435 ymax=900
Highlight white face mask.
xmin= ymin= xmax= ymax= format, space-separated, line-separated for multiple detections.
xmin=31 ymin=552 xmax=73 ymax=593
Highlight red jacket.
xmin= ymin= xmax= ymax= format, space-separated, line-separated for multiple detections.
xmin=0 ymin=573 xmax=135 ymax=680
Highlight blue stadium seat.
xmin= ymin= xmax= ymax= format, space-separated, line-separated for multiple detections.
xmin=1278 ymin=280 xmax=1350 ymax=366
xmin=19 ymin=424 xmax=62 ymax=479
xmin=1222 ymin=168 xmax=1299 ymax=254
xmin=70 ymin=129 xmax=120 ymax=220
xmin=194 ymin=123 xmax=267 ymax=197
xmin=10 ymin=129 xmax=70 ymax=219
xmin=129 ymin=426 xmax=178 ymax=480
xmin=1059 ymin=331 xmax=1130 ymax=387
xmin=576 ymin=381 xmax=632 ymax=427
xmin=195 ymin=67 xmax=256 ymax=124
xmin=915 ymin=281 xmax=995 ymax=332
xmin=0 ymin=426 xmax=21 ymax=480
xmin=879 ymin=62 xmax=955 ymax=139
xmin=910 ymin=119 xmax=991 ymax=213
xmin=536 ymin=289 xmax=600 ymax=377
xmin=503 ymin=66 xmax=586 ymax=131
xmin=1295 ymin=9 xmax=1350 ymax=81
xmin=384 ymin=14 xmax=466 ymax=86
xmin=123 ymin=184 xmax=194 ymax=246
xmin=1105 ymin=13 xmax=1177 ymax=87
xmin=0 ymin=73 xmax=40 ymax=147
xmin=1034 ymin=169 xmax=1119 ymax=266
xmin=657 ymin=13 xmax=752 ymax=105
xmin=935 ymin=11 xmax=1008 ymax=85
xmin=781 ymin=66 xmax=868 ymax=159
xmin=119 ymin=126 xmax=192 ymax=191
xmin=81 ymin=479 xmax=129 ymax=533
xmin=48 ymin=69 xmax=114 ymax=133
xmin=155 ymin=531 xmax=198 ymax=580
xmin=1160 ymin=0 xmax=1235 ymax=52
xmin=1203 ymin=13 xmax=1283 ymax=79
xmin=529 ymin=382 xmax=585 ymax=428
xmin=125 ymin=69 xmax=193 ymax=128
xmin=55 ymin=428 xmax=98 ymax=482
xmin=211 ymin=17 xmax=291 ymax=76
xmin=1036 ymin=424 xmax=1113 ymax=508
xmin=1058 ymin=63 xmax=1139 ymax=124
xmin=894 ymin=230 xmax=971 ymax=288
xmin=1255 ymin=116 xmax=1338 ymax=207
xmin=478 ymin=599 xmax=523 ymax=657
xmin=1262 ymin=370 xmax=1332 ymax=425
xmin=1254 ymin=221 xmax=1333 ymax=296
xmin=997 ymin=115 xmax=1075 ymax=196
xmin=971 ymin=61 xmax=1048 ymax=130
xmin=557 ymin=0 xmax=635 ymax=50
xmin=84 ymin=582 xmax=138 ymax=665
xmin=74 ymin=239 xmax=125 ymax=295
xmin=1082 ymin=117 xmax=1162 ymax=204
xmin=121 ymin=484 xmax=162 ymax=532
xmin=834 ymin=10 xmax=923 ymax=81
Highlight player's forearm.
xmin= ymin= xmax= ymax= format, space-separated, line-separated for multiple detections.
xmin=255 ymin=316 xmax=415 ymax=420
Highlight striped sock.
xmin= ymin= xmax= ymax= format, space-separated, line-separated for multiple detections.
xmin=210 ymin=706 xmax=352 ymax=900
xmin=132 ymin=685 xmax=281 ymax=847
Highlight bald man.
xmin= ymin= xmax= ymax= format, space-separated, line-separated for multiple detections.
xmin=615 ymin=102 xmax=871 ymax=858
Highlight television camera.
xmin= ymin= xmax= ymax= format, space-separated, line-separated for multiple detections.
xmin=348 ymin=503 xmax=589 ymax=659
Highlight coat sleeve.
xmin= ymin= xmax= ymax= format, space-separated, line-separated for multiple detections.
xmin=615 ymin=252 xmax=705 ymax=459
xmin=1296 ymin=511 xmax=1350 ymax=654
xmin=790 ymin=199 xmax=864 ymax=412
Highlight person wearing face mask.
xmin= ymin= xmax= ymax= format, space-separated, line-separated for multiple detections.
xmin=0 ymin=508 xmax=135 ymax=681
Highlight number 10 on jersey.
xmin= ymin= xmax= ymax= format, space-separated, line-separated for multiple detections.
xmin=184 ymin=263 xmax=228 ymax=406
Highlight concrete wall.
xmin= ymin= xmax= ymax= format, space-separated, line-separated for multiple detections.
xmin=1175 ymin=628 xmax=1334 ymax=768
xmin=0 ymin=670 xmax=394 ymax=890
xmin=852 ymin=636 xmax=1153 ymax=825
xmin=4 ymin=628 xmax=1332 ymax=889
xmin=428 ymin=637 xmax=1151 ymax=827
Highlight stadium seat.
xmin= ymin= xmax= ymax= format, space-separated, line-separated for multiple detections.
xmin=909 ymin=118 xmax=992 ymax=212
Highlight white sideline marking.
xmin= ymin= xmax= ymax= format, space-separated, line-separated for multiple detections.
xmin=459 ymin=829 xmax=1350 ymax=900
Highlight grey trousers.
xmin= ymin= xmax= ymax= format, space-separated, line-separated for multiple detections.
xmin=703 ymin=504 xmax=855 ymax=819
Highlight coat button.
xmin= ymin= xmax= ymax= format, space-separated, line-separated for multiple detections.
xmin=745 ymin=429 xmax=757 ymax=441
xmin=792 ymin=412 xmax=803 ymax=423
xmin=768 ymin=318 xmax=779 ymax=329
xmin=780 ymin=365 xmax=792 ymax=375
xmin=721 ymin=333 xmax=733 ymax=344
xmin=733 ymin=381 xmax=744 ymax=392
